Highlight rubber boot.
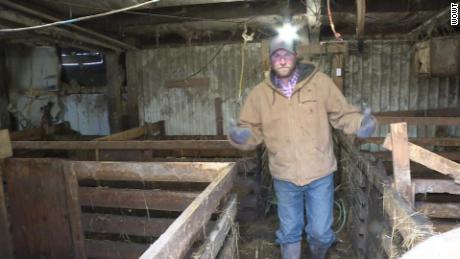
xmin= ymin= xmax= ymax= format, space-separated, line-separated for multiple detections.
xmin=308 ymin=244 xmax=329 ymax=259
xmin=280 ymin=241 xmax=301 ymax=259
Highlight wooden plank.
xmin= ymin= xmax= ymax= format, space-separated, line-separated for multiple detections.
xmin=79 ymin=187 xmax=198 ymax=211
xmin=0 ymin=0 xmax=136 ymax=50
xmin=140 ymin=164 xmax=236 ymax=259
xmin=191 ymin=195 xmax=237 ymax=259
xmin=215 ymin=97 xmax=224 ymax=136
xmin=374 ymin=108 xmax=460 ymax=117
xmin=62 ymin=163 xmax=86 ymax=259
xmin=4 ymin=159 xmax=84 ymax=258
xmin=335 ymin=131 xmax=390 ymax=193
xmin=72 ymin=161 xmax=227 ymax=182
xmin=151 ymin=135 xmax=227 ymax=140
xmin=10 ymin=128 xmax=45 ymax=141
xmin=372 ymin=151 xmax=460 ymax=162
xmin=385 ymin=162 xmax=451 ymax=179
xmin=0 ymin=162 xmax=13 ymax=259
xmin=383 ymin=188 xmax=435 ymax=248
xmin=431 ymin=219 xmax=460 ymax=233
xmin=389 ymin=123 xmax=413 ymax=205
xmin=260 ymin=39 xmax=270 ymax=71
xmin=9 ymin=127 xmax=43 ymax=141
xmin=383 ymin=135 xmax=460 ymax=183
xmin=216 ymin=224 xmax=238 ymax=259
xmin=416 ymin=202 xmax=460 ymax=219
xmin=376 ymin=116 xmax=460 ymax=126
xmin=0 ymin=130 xmax=12 ymax=159
xmin=85 ymin=239 xmax=148 ymax=259
xmin=414 ymin=179 xmax=460 ymax=195
xmin=297 ymin=42 xmax=347 ymax=56
xmin=357 ymin=137 xmax=460 ymax=147
xmin=408 ymin=3 xmax=452 ymax=38
xmin=0 ymin=9 xmax=122 ymax=52
xmin=12 ymin=140 xmax=235 ymax=150
xmin=165 ymin=77 xmax=209 ymax=88
xmin=143 ymin=148 xmax=250 ymax=158
xmin=82 ymin=213 xmax=174 ymax=237
xmin=93 ymin=126 xmax=146 ymax=141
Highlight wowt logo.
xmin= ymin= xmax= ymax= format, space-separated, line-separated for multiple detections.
xmin=452 ymin=3 xmax=459 ymax=26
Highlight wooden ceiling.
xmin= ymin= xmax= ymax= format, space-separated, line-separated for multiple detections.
xmin=0 ymin=0 xmax=457 ymax=51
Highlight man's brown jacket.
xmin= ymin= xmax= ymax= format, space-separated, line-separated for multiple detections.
xmin=230 ymin=62 xmax=364 ymax=185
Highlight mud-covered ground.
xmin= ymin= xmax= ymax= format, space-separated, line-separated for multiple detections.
xmin=238 ymin=212 xmax=356 ymax=259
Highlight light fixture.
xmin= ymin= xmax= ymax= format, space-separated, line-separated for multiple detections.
xmin=275 ymin=23 xmax=299 ymax=41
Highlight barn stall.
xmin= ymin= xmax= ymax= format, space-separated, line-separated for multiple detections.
xmin=1 ymin=0 xmax=460 ymax=258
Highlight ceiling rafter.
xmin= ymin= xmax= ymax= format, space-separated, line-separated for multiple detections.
xmin=0 ymin=0 xmax=137 ymax=51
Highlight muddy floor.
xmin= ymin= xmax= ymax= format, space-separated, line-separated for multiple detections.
xmin=238 ymin=212 xmax=357 ymax=259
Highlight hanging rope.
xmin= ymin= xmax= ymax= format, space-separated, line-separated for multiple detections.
xmin=238 ymin=24 xmax=254 ymax=99
xmin=327 ymin=0 xmax=343 ymax=41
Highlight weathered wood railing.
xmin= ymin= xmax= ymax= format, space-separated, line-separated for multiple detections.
xmin=340 ymin=117 xmax=460 ymax=258
xmin=0 ymin=157 xmax=237 ymax=259
xmin=335 ymin=130 xmax=436 ymax=258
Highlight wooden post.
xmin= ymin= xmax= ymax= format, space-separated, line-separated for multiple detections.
xmin=0 ymin=129 xmax=13 ymax=259
xmin=126 ymin=52 xmax=140 ymax=128
xmin=0 ymin=130 xmax=12 ymax=159
xmin=4 ymin=159 xmax=86 ymax=258
xmin=106 ymin=52 xmax=125 ymax=133
xmin=215 ymin=97 xmax=223 ymax=136
xmin=62 ymin=163 xmax=87 ymax=259
xmin=383 ymin=137 xmax=460 ymax=183
xmin=260 ymin=39 xmax=270 ymax=71
xmin=389 ymin=123 xmax=413 ymax=206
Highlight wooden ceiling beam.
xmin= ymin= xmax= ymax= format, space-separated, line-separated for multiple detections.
xmin=408 ymin=2 xmax=456 ymax=38
xmin=152 ymin=0 xmax=260 ymax=8
xmin=0 ymin=0 xmax=135 ymax=52
xmin=0 ymin=0 xmax=136 ymax=51
xmin=0 ymin=9 xmax=124 ymax=51
xmin=117 ymin=14 xmax=308 ymax=38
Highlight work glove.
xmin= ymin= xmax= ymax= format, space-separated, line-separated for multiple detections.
xmin=228 ymin=118 xmax=252 ymax=144
xmin=356 ymin=107 xmax=377 ymax=138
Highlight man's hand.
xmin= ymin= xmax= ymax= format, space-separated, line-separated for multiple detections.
xmin=356 ymin=107 xmax=377 ymax=138
xmin=228 ymin=119 xmax=252 ymax=144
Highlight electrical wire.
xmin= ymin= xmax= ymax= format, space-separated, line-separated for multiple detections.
xmin=55 ymin=0 xmax=258 ymax=24
xmin=182 ymin=44 xmax=226 ymax=80
xmin=0 ymin=0 xmax=160 ymax=32
xmin=334 ymin=198 xmax=347 ymax=233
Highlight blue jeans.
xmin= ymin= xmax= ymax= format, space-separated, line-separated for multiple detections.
xmin=274 ymin=173 xmax=336 ymax=249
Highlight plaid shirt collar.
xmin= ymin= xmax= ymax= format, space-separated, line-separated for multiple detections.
xmin=274 ymin=68 xmax=300 ymax=98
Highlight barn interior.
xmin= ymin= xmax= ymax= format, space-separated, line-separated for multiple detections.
xmin=0 ymin=0 xmax=460 ymax=258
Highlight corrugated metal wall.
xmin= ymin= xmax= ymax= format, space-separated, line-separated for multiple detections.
xmin=344 ymin=40 xmax=460 ymax=139
xmin=129 ymin=43 xmax=264 ymax=135
xmin=130 ymin=40 xmax=460 ymax=136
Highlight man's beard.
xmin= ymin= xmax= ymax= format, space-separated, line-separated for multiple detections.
xmin=273 ymin=66 xmax=296 ymax=78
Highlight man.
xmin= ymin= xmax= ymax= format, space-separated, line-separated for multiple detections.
xmin=228 ymin=37 xmax=376 ymax=259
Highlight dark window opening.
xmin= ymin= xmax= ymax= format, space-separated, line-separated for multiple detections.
xmin=59 ymin=48 xmax=107 ymax=87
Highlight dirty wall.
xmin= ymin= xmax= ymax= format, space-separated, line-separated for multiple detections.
xmin=4 ymin=45 xmax=110 ymax=135
xmin=129 ymin=40 xmax=460 ymax=137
